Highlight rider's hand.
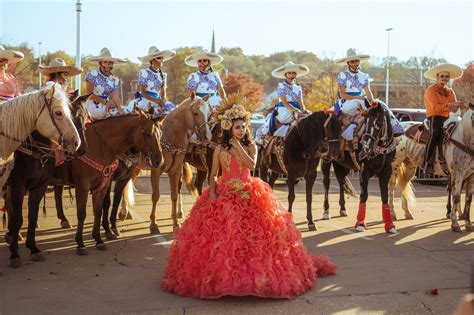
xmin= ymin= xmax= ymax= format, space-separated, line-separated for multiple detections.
xmin=106 ymin=99 xmax=117 ymax=109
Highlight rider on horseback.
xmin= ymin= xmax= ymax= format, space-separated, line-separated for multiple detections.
xmin=84 ymin=47 xmax=126 ymax=120
xmin=422 ymin=63 xmax=463 ymax=175
xmin=333 ymin=49 xmax=375 ymax=141
xmin=185 ymin=50 xmax=227 ymax=109
xmin=0 ymin=45 xmax=23 ymax=100
xmin=39 ymin=58 xmax=83 ymax=91
xmin=129 ymin=46 xmax=177 ymax=117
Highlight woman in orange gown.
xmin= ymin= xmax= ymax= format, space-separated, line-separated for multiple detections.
xmin=161 ymin=104 xmax=336 ymax=299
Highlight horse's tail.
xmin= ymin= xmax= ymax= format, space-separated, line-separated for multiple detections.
xmin=342 ymin=175 xmax=357 ymax=197
xmin=183 ymin=163 xmax=198 ymax=197
xmin=462 ymin=109 xmax=474 ymax=149
xmin=396 ymin=162 xmax=416 ymax=210
xmin=122 ymin=179 xmax=135 ymax=208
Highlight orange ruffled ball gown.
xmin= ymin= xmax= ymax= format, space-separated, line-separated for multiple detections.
xmin=161 ymin=150 xmax=336 ymax=299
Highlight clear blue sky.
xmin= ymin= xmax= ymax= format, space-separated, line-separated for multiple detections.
xmin=1 ymin=0 xmax=472 ymax=66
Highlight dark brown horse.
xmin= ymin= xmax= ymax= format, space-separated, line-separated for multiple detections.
xmin=3 ymin=93 xmax=90 ymax=268
xmin=260 ymin=111 xmax=342 ymax=230
xmin=56 ymin=112 xmax=162 ymax=255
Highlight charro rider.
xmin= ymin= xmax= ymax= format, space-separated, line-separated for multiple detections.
xmin=0 ymin=45 xmax=24 ymax=100
xmin=130 ymin=46 xmax=177 ymax=117
xmin=84 ymin=47 xmax=126 ymax=119
xmin=185 ymin=50 xmax=227 ymax=109
xmin=422 ymin=63 xmax=463 ymax=175
xmin=39 ymin=58 xmax=82 ymax=90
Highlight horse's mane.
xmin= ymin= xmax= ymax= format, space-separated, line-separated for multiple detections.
xmin=0 ymin=90 xmax=47 ymax=158
xmin=285 ymin=111 xmax=326 ymax=159
xmin=462 ymin=109 xmax=473 ymax=149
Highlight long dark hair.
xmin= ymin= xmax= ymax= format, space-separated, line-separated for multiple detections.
xmin=221 ymin=118 xmax=252 ymax=150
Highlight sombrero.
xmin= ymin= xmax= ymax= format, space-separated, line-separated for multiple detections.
xmin=424 ymin=63 xmax=463 ymax=81
xmin=335 ymin=48 xmax=370 ymax=64
xmin=271 ymin=61 xmax=309 ymax=79
xmin=0 ymin=46 xmax=24 ymax=64
xmin=87 ymin=47 xmax=126 ymax=64
xmin=39 ymin=58 xmax=83 ymax=76
xmin=138 ymin=46 xmax=176 ymax=63
xmin=185 ymin=50 xmax=223 ymax=67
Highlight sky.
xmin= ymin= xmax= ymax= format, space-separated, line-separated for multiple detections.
xmin=0 ymin=0 xmax=473 ymax=67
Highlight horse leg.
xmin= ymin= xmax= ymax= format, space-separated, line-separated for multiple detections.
xmin=355 ymin=164 xmax=369 ymax=232
xmin=446 ymin=180 xmax=452 ymax=219
xmin=379 ymin=163 xmax=397 ymax=234
xmin=287 ymin=173 xmax=296 ymax=215
xmin=8 ymin=185 xmax=25 ymax=268
xmin=177 ymin=176 xmax=183 ymax=219
xmin=194 ymin=169 xmax=206 ymax=196
xmin=54 ymin=185 xmax=70 ymax=229
xmin=169 ymin=168 xmax=182 ymax=233
xmin=334 ymin=162 xmax=351 ymax=217
xmin=305 ymin=170 xmax=317 ymax=231
xmin=26 ymin=184 xmax=48 ymax=262
xmin=321 ymin=160 xmax=331 ymax=220
xmin=102 ymin=184 xmax=116 ymax=240
xmin=92 ymin=188 xmax=107 ymax=250
xmin=268 ymin=171 xmax=279 ymax=189
xmin=450 ymin=177 xmax=463 ymax=233
xmin=111 ymin=177 xmax=130 ymax=237
xmin=75 ymin=182 xmax=90 ymax=255
xmin=388 ymin=161 xmax=399 ymax=221
xmin=462 ymin=188 xmax=472 ymax=232
xmin=400 ymin=161 xmax=416 ymax=220
xmin=149 ymin=167 xmax=161 ymax=235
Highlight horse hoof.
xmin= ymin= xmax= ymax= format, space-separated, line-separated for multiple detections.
xmin=96 ymin=243 xmax=107 ymax=251
xmin=31 ymin=252 xmax=46 ymax=262
xmin=355 ymin=226 xmax=365 ymax=232
xmin=446 ymin=214 xmax=450 ymax=219
xmin=150 ymin=225 xmax=161 ymax=235
xmin=9 ymin=258 xmax=23 ymax=268
xmin=111 ymin=227 xmax=121 ymax=237
xmin=405 ymin=213 xmax=414 ymax=220
xmin=322 ymin=213 xmax=329 ymax=220
xmin=4 ymin=234 xmax=12 ymax=245
xmin=308 ymin=223 xmax=317 ymax=231
xmin=126 ymin=211 xmax=133 ymax=220
xmin=177 ymin=212 xmax=183 ymax=219
xmin=387 ymin=227 xmax=398 ymax=234
xmin=391 ymin=214 xmax=398 ymax=221
xmin=76 ymin=247 xmax=89 ymax=256
xmin=118 ymin=212 xmax=127 ymax=221
xmin=340 ymin=210 xmax=348 ymax=217
xmin=104 ymin=231 xmax=117 ymax=240
xmin=451 ymin=226 xmax=462 ymax=233
xmin=458 ymin=213 xmax=466 ymax=220
xmin=60 ymin=220 xmax=71 ymax=229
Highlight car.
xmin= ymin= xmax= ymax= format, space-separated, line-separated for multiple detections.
xmin=391 ymin=108 xmax=426 ymax=123
xmin=250 ymin=113 xmax=266 ymax=137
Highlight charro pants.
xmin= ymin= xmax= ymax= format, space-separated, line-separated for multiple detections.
xmin=424 ymin=115 xmax=447 ymax=165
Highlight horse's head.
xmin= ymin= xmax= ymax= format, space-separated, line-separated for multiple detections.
xmin=360 ymin=100 xmax=392 ymax=158
xmin=132 ymin=112 xmax=163 ymax=168
xmin=37 ymin=83 xmax=81 ymax=152
xmin=69 ymin=92 xmax=92 ymax=156
xmin=187 ymin=96 xmax=212 ymax=142
xmin=322 ymin=109 xmax=342 ymax=158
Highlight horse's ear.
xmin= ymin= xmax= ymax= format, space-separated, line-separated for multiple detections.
xmin=202 ymin=94 xmax=210 ymax=102
xmin=190 ymin=91 xmax=196 ymax=101
xmin=468 ymin=103 xmax=474 ymax=110
xmin=69 ymin=90 xmax=79 ymax=102
xmin=74 ymin=93 xmax=92 ymax=105
xmin=147 ymin=107 xmax=154 ymax=116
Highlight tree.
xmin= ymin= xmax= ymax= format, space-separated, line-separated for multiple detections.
xmin=222 ymin=72 xmax=265 ymax=108
xmin=305 ymin=76 xmax=338 ymax=112
xmin=453 ymin=61 xmax=474 ymax=103
xmin=165 ymin=47 xmax=201 ymax=102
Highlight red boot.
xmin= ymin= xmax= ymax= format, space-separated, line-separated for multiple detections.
xmin=355 ymin=203 xmax=367 ymax=230
xmin=382 ymin=204 xmax=397 ymax=233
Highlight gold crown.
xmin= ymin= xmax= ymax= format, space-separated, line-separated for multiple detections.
xmin=218 ymin=104 xmax=251 ymax=130
xmin=211 ymin=94 xmax=254 ymax=130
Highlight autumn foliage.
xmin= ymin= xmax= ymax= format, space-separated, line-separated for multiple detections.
xmin=222 ymin=72 xmax=265 ymax=107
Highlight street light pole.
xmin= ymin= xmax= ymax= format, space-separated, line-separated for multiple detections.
xmin=38 ymin=41 xmax=42 ymax=89
xmin=385 ymin=27 xmax=393 ymax=105
xmin=75 ymin=0 xmax=82 ymax=91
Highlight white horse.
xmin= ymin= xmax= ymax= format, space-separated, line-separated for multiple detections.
xmin=0 ymin=83 xmax=81 ymax=187
xmin=444 ymin=106 xmax=473 ymax=232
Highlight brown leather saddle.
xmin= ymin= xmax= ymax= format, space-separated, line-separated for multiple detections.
xmin=405 ymin=123 xmax=430 ymax=144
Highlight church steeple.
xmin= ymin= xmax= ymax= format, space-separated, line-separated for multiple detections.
xmin=211 ymin=27 xmax=216 ymax=53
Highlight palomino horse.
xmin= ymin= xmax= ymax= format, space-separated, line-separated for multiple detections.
xmin=3 ymin=94 xmax=90 ymax=268
xmin=444 ymin=105 xmax=473 ymax=232
xmin=322 ymin=101 xmax=398 ymax=233
xmin=149 ymin=95 xmax=212 ymax=233
xmin=259 ymin=110 xmax=342 ymax=231
xmin=0 ymin=84 xmax=81 ymax=187
xmin=55 ymin=112 xmax=162 ymax=255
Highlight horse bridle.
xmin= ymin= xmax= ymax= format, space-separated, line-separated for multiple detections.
xmin=141 ymin=121 xmax=162 ymax=166
xmin=322 ymin=113 xmax=340 ymax=155
xmin=36 ymin=92 xmax=66 ymax=147
xmin=361 ymin=109 xmax=395 ymax=159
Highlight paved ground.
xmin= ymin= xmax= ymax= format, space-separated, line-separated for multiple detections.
xmin=0 ymin=176 xmax=472 ymax=315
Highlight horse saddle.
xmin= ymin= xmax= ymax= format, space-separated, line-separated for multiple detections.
xmin=405 ymin=123 xmax=430 ymax=144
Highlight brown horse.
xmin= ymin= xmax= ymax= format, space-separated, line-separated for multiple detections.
xmin=55 ymin=112 xmax=162 ymax=255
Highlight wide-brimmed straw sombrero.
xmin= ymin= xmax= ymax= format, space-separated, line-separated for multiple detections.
xmin=185 ymin=50 xmax=223 ymax=67
xmin=271 ymin=61 xmax=309 ymax=79
xmin=335 ymin=48 xmax=370 ymax=64
xmin=0 ymin=45 xmax=24 ymax=64
xmin=424 ymin=63 xmax=463 ymax=81
xmin=86 ymin=47 xmax=126 ymax=64
xmin=138 ymin=46 xmax=176 ymax=64
xmin=39 ymin=58 xmax=83 ymax=76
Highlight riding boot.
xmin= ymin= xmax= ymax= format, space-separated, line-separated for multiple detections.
xmin=355 ymin=203 xmax=367 ymax=229
xmin=382 ymin=204 xmax=396 ymax=233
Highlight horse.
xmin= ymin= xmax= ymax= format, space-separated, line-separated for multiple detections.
xmin=147 ymin=95 xmax=212 ymax=233
xmin=53 ymin=112 xmax=163 ymax=255
xmin=259 ymin=110 xmax=342 ymax=231
xmin=0 ymin=83 xmax=80 ymax=159
xmin=3 ymin=93 xmax=90 ymax=268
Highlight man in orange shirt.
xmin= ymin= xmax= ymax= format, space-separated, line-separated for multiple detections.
xmin=423 ymin=63 xmax=463 ymax=174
